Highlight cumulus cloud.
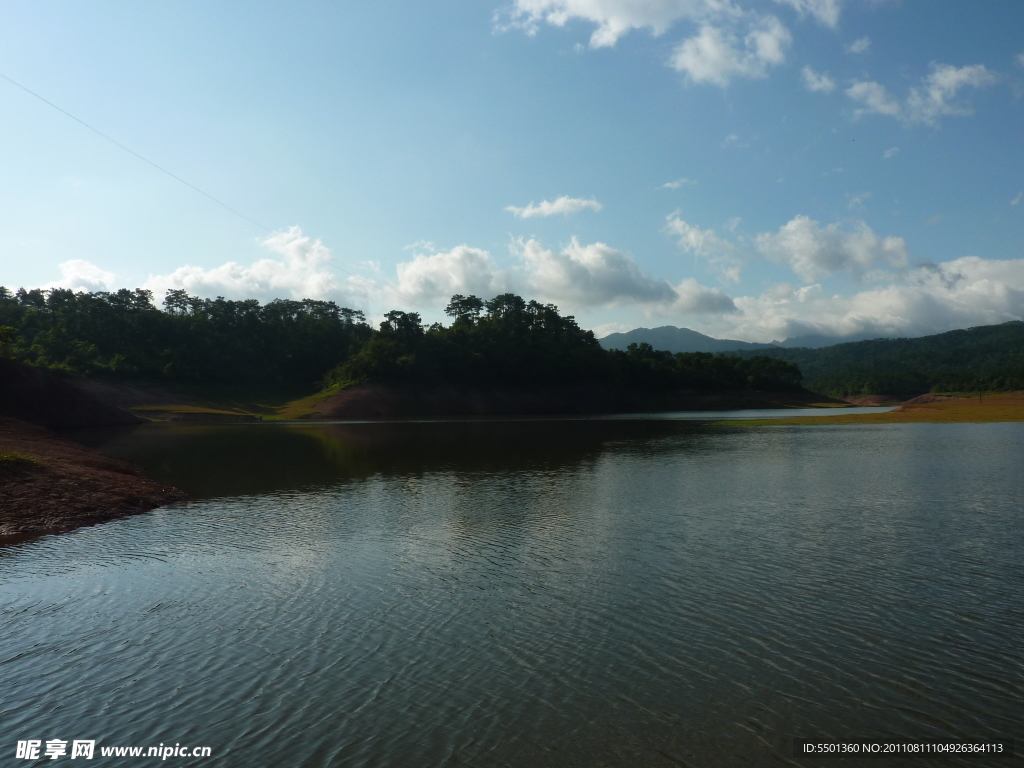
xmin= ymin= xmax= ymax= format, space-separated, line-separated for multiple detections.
xmin=42 ymin=260 xmax=117 ymax=292
xmin=755 ymin=215 xmax=908 ymax=282
xmin=501 ymin=0 xmax=731 ymax=49
xmin=670 ymin=278 xmax=738 ymax=313
xmin=846 ymin=36 xmax=870 ymax=54
xmin=506 ymin=196 xmax=603 ymax=218
xmin=848 ymin=63 xmax=998 ymax=125
xmin=665 ymin=213 xmax=743 ymax=281
xmin=516 ymin=237 xmax=679 ymax=307
xmin=667 ymin=216 xmax=732 ymax=255
xmin=846 ymin=80 xmax=901 ymax=117
xmin=671 ymin=16 xmax=791 ymax=85
xmin=774 ymin=0 xmax=842 ymax=28
xmin=144 ymin=226 xmax=368 ymax=305
xmin=394 ymin=245 xmax=509 ymax=304
xmin=710 ymin=257 xmax=1024 ymax=342
xmin=801 ymin=65 xmax=835 ymax=93
xmin=386 ymin=236 xmax=737 ymax=316
xmin=502 ymin=1 xmax=803 ymax=87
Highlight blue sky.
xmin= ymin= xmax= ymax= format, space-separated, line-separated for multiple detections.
xmin=1 ymin=0 xmax=1022 ymax=341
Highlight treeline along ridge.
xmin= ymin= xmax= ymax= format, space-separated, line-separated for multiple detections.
xmin=0 ymin=287 xmax=802 ymax=394
xmin=729 ymin=321 xmax=1024 ymax=396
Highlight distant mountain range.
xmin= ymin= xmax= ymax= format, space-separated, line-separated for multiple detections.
xmin=597 ymin=325 xmax=864 ymax=353
xmin=598 ymin=322 xmax=1024 ymax=397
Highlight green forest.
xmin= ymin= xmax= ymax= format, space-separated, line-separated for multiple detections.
xmin=0 ymin=287 xmax=370 ymax=386
xmin=5 ymin=285 xmax=1021 ymax=398
xmin=0 ymin=287 xmax=802 ymax=395
xmin=732 ymin=321 xmax=1024 ymax=396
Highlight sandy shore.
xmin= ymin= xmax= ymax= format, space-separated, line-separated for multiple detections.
xmin=0 ymin=417 xmax=184 ymax=537
xmin=723 ymin=392 xmax=1024 ymax=426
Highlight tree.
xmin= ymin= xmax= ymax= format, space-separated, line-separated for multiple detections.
xmin=445 ymin=295 xmax=484 ymax=325
xmin=0 ymin=326 xmax=17 ymax=357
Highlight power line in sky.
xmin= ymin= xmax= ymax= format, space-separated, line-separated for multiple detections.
xmin=0 ymin=71 xmax=433 ymax=314
xmin=0 ymin=71 xmax=273 ymax=233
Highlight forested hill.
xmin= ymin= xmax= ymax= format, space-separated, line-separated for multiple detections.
xmin=730 ymin=321 xmax=1024 ymax=396
xmin=0 ymin=287 xmax=371 ymax=385
xmin=4 ymin=286 xmax=1021 ymax=398
xmin=0 ymin=287 xmax=802 ymax=395
xmin=321 ymin=294 xmax=803 ymax=394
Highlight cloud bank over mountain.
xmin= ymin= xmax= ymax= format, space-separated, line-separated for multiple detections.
xmin=40 ymin=221 xmax=1024 ymax=345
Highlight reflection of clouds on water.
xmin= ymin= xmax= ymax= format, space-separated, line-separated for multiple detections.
xmin=0 ymin=423 xmax=1021 ymax=766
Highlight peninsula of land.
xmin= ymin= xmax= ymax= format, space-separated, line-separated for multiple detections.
xmin=0 ymin=357 xmax=183 ymax=537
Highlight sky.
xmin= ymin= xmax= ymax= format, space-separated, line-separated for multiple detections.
xmin=1 ymin=0 xmax=1023 ymax=342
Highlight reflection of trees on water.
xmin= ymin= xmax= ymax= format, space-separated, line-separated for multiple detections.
xmin=76 ymin=419 xmax=734 ymax=499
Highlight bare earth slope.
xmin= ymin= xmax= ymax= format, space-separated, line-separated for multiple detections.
xmin=0 ymin=357 xmax=142 ymax=428
xmin=0 ymin=360 xmax=182 ymax=536
xmin=0 ymin=417 xmax=183 ymax=535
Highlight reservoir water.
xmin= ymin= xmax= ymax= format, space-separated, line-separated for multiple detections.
xmin=1 ymin=418 xmax=1021 ymax=766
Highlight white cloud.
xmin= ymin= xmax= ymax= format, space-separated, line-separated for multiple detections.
xmin=883 ymin=146 xmax=899 ymax=159
xmin=846 ymin=192 xmax=871 ymax=211
xmin=591 ymin=321 xmax=635 ymax=337
xmin=801 ymin=65 xmax=835 ymax=93
xmin=144 ymin=226 xmax=368 ymax=306
xmin=775 ymin=0 xmax=842 ymax=28
xmin=1012 ymin=192 xmax=1022 ymax=206
xmin=846 ymin=80 xmax=901 ymax=117
xmin=506 ymin=196 xmax=602 ymax=218
xmin=662 ymin=177 xmax=696 ymax=189
xmin=516 ymin=237 xmax=678 ymax=307
xmin=712 ymin=257 xmax=1024 ymax=342
xmin=403 ymin=239 xmax=436 ymax=252
xmin=383 ymin=236 xmax=738 ymax=316
xmin=42 ymin=260 xmax=117 ymax=292
xmin=845 ymin=36 xmax=870 ymax=54
xmin=669 ymin=277 xmax=738 ymax=313
xmin=666 ymin=213 xmax=744 ymax=281
xmin=393 ymin=245 xmax=509 ymax=304
xmin=848 ymin=63 xmax=998 ymax=125
xmin=502 ymin=0 xmax=733 ymax=49
xmin=756 ymin=215 xmax=908 ymax=282
xmin=1015 ymin=52 xmax=1024 ymax=68
xmin=665 ymin=214 xmax=734 ymax=255
xmin=671 ymin=17 xmax=791 ymax=85
xmin=386 ymin=235 xmax=1024 ymax=341
xmin=906 ymin=63 xmax=998 ymax=122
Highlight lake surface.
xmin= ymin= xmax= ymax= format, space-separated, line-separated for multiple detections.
xmin=1 ymin=419 xmax=1021 ymax=766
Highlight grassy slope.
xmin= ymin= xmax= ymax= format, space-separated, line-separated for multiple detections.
xmin=103 ymin=381 xmax=316 ymax=421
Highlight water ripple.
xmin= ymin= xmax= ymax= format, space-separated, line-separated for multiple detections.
xmin=1 ymin=421 xmax=1021 ymax=766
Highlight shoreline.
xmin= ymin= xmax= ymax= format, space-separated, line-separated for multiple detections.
xmin=719 ymin=392 xmax=1024 ymax=426
xmin=286 ymin=383 xmax=848 ymax=421
xmin=0 ymin=417 xmax=184 ymax=537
